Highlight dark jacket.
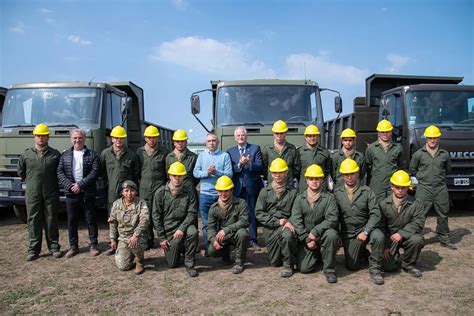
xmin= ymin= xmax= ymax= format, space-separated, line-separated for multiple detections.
xmin=57 ymin=146 xmax=101 ymax=196
xmin=227 ymin=143 xmax=264 ymax=198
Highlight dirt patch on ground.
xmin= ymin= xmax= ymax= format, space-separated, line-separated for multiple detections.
xmin=0 ymin=206 xmax=473 ymax=315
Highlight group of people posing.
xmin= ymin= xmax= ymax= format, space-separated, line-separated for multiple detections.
xmin=18 ymin=118 xmax=456 ymax=285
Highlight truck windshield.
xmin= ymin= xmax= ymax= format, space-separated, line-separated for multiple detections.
xmin=216 ymin=85 xmax=318 ymax=126
xmin=406 ymin=90 xmax=474 ymax=127
xmin=2 ymin=88 xmax=101 ymax=128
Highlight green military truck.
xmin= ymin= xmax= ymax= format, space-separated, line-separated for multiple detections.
xmin=190 ymin=79 xmax=342 ymax=150
xmin=324 ymin=74 xmax=474 ymax=201
xmin=0 ymin=81 xmax=173 ymax=222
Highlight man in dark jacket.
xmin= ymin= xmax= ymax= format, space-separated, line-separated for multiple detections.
xmin=57 ymin=129 xmax=101 ymax=258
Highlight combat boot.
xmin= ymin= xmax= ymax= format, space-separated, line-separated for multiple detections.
xmin=135 ymin=255 xmax=145 ymax=275
xmin=65 ymin=247 xmax=78 ymax=258
xmin=370 ymin=272 xmax=384 ymax=285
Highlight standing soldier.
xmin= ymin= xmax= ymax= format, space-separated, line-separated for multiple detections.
xmin=333 ymin=159 xmax=384 ymax=285
xmin=286 ymin=164 xmax=339 ymax=283
xmin=207 ymin=176 xmax=249 ymax=274
xmin=365 ymin=119 xmax=403 ymax=201
xmin=108 ymin=181 xmax=149 ymax=274
xmin=153 ymin=162 xmax=199 ymax=277
xmin=409 ymin=125 xmax=457 ymax=250
xmin=18 ymin=123 xmax=62 ymax=261
xmin=137 ymin=125 xmax=169 ymax=249
xmin=255 ymin=158 xmax=297 ymax=277
xmin=262 ymin=120 xmax=301 ymax=188
xmin=57 ymin=128 xmax=101 ymax=258
xmin=101 ymin=125 xmax=141 ymax=255
xmin=380 ymin=170 xmax=425 ymax=278
xmin=298 ymin=125 xmax=331 ymax=192
xmin=331 ymin=128 xmax=366 ymax=187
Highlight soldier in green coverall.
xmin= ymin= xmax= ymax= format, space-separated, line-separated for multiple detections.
xmin=331 ymin=128 xmax=366 ymax=187
xmin=333 ymin=158 xmax=384 ymax=285
xmin=380 ymin=170 xmax=425 ymax=278
xmin=18 ymin=123 xmax=62 ymax=261
xmin=255 ymin=158 xmax=297 ymax=277
xmin=409 ymin=125 xmax=457 ymax=250
xmin=365 ymin=119 xmax=404 ymax=201
xmin=153 ymin=162 xmax=199 ymax=278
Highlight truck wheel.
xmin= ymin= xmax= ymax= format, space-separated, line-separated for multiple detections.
xmin=13 ymin=205 xmax=27 ymax=223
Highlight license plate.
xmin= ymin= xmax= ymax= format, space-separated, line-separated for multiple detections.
xmin=454 ymin=178 xmax=470 ymax=186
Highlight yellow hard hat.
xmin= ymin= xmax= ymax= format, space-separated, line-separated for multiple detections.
xmin=269 ymin=158 xmax=289 ymax=173
xmin=376 ymin=119 xmax=393 ymax=132
xmin=144 ymin=125 xmax=160 ymax=137
xmin=304 ymin=124 xmax=320 ymax=135
xmin=390 ymin=170 xmax=412 ymax=187
xmin=272 ymin=120 xmax=288 ymax=133
xmin=168 ymin=161 xmax=187 ymax=176
xmin=304 ymin=164 xmax=324 ymax=178
xmin=340 ymin=128 xmax=357 ymax=139
xmin=215 ymin=175 xmax=234 ymax=191
xmin=172 ymin=129 xmax=188 ymax=141
xmin=110 ymin=125 xmax=127 ymax=138
xmin=423 ymin=125 xmax=441 ymax=138
xmin=33 ymin=123 xmax=49 ymax=135
xmin=339 ymin=158 xmax=360 ymax=174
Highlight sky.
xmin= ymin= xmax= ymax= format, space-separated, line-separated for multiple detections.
xmin=1 ymin=0 xmax=473 ymax=142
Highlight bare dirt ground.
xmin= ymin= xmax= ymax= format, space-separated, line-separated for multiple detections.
xmin=0 ymin=205 xmax=473 ymax=315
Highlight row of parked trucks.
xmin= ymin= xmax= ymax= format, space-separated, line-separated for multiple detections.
xmin=0 ymin=73 xmax=473 ymax=222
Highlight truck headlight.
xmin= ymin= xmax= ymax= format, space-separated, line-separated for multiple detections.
xmin=0 ymin=180 xmax=13 ymax=190
xmin=0 ymin=191 xmax=8 ymax=197
xmin=21 ymin=183 xmax=27 ymax=190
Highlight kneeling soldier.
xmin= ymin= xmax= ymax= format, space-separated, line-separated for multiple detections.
xmin=207 ymin=176 xmax=249 ymax=274
xmin=287 ymin=164 xmax=339 ymax=283
xmin=153 ymin=162 xmax=199 ymax=277
xmin=380 ymin=170 xmax=425 ymax=278
xmin=334 ymin=158 xmax=384 ymax=285
xmin=108 ymin=180 xmax=149 ymax=274
xmin=255 ymin=158 xmax=297 ymax=277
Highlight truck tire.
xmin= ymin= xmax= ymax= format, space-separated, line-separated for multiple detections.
xmin=13 ymin=205 xmax=27 ymax=223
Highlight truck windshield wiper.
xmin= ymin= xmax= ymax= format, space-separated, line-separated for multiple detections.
xmin=48 ymin=123 xmax=79 ymax=128
xmin=3 ymin=124 xmax=36 ymax=128
xmin=221 ymin=122 xmax=264 ymax=127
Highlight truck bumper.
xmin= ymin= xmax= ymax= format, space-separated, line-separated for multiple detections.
xmin=447 ymin=174 xmax=474 ymax=200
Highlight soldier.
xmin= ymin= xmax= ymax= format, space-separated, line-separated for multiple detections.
xmin=207 ymin=176 xmax=249 ymax=274
xmin=108 ymin=180 xmax=149 ymax=274
xmin=101 ymin=125 xmax=141 ymax=255
xmin=409 ymin=125 xmax=457 ymax=250
xmin=262 ymin=120 xmax=301 ymax=188
xmin=255 ymin=158 xmax=297 ymax=277
xmin=333 ymin=159 xmax=384 ymax=285
xmin=286 ymin=164 xmax=339 ymax=283
xmin=298 ymin=125 xmax=331 ymax=192
xmin=380 ymin=170 xmax=425 ymax=278
xmin=18 ymin=123 xmax=62 ymax=261
xmin=137 ymin=125 xmax=169 ymax=249
xmin=331 ymin=128 xmax=366 ymax=187
xmin=153 ymin=162 xmax=199 ymax=277
xmin=365 ymin=119 xmax=403 ymax=201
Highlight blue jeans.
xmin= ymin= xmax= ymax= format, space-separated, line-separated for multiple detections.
xmin=237 ymin=187 xmax=258 ymax=243
xmin=199 ymin=193 xmax=218 ymax=247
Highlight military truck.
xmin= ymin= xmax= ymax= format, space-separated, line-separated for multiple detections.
xmin=0 ymin=87 xmax=6 ymax=127
xmin=324 ymin=74 xmax=474 ymax=200
xmin=190 ymin=79 xmax=342 ymax=150
xmin=0 ymin=81 xmax=173 ymax=222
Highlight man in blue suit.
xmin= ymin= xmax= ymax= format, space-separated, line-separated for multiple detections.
xmin=227 ymin=127 xmax=264 ymax=250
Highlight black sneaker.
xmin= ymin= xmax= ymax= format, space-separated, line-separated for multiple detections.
xmin=370 ymin=273 xmax=384 ymax=285
xmin=248 ymin=241 xmax=261 ymax=251
xmin=324 ymin=272 xmax=337 ymax=284
xmin=26 ymin=253 xmax=39 ymax=262
xmin=186 ymin=267 xmax=198 ymax=278
xmin=403 ymin=266 xmax=422 ymax=278
xmin=280 ymin=267 xmax=293 ymax=278
xmin=232 ymin=264 xmax=244 ymax=274
xmin=441 ymin=242 xmax=457 ymax=250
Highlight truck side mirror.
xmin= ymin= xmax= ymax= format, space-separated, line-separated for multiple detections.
xmin=191 ymin=95 xmax=201 ymax=115
xmin=335 ymin=96 xmax=343 ymax=113
xmin=121 ymin=97 xmax=132 ymax=115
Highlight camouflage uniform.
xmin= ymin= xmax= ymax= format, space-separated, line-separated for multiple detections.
xmin=108 ymin=197 xmax=149 ymax=271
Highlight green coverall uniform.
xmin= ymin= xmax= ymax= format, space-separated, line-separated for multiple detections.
xmin=409 ymin=146 xmax=452 ymax=244
xmin=331 ymin=150 xmax=366 ymax=187
xmin=287 ymin=191 xmax=339 ymax=274
xmin=207 ymin=197 xmax=249 ymax=266
xmin=18 ymin=146 xmax=61 ymax=255
xmin=108 ymin=196 xmax=149 ymax=270
xmin=365 ymin=141 xmax=403 ymax=201
xmin=379 ymin=196 xmax=425 ymax=271
xmin=165 ymin=149 xmax=198 ymax=191
xmin=152 ymin=185 xmax=198 ymax=269
xmin=255 ymin=185 xmax=297 ymax=268
xmin=262 ymin=142 xmax=301 ymax=187
xmin=298 ymin=145 xmax=331 ymax=192
xmin=334 ymin=185 xmax=384 ymax=274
